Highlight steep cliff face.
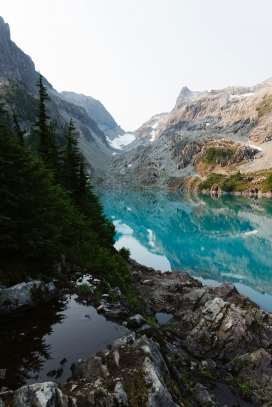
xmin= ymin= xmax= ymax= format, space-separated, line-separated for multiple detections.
xmin=61 ymin=91 xmax=125 ymax=140
xmin=0 ymin=16 xmax=113 ymax=178
xmin=0 ymin=16 xmax=39 ymax=93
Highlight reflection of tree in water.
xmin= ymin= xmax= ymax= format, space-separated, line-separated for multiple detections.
xmin=0 ymin=295 xmax=68 ymax=389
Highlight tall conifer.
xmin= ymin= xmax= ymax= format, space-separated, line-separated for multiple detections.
xmin=13 ymin=111 xmax=26 ymax=146
xmin=35 ymin=74 xmax=50 ymax=161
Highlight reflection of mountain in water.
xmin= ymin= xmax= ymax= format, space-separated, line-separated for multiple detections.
xmin=99 ymin=191 xmax=272 ymax=295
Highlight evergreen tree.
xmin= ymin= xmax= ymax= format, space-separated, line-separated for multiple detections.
xmin=35 ymin=74 xmax=50 ymax=162
xmin=12 ymin=111 xmax=26 ymax=146
xmin=0 ymin=87 xmax=131 ymax=293
xmin=47 ymin=122 xmax=62 ymax=182
xmin=62 ymin=118 xmax=82 ymax=198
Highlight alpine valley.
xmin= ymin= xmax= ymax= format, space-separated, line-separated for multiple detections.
xmin=2 ymin=15 xmax=272 ymax=407
xmin=1 ymin=16 xmax=272 ymax=193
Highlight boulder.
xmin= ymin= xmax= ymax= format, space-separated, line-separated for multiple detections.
xmin=0 ymin=281 xmax=57 ymax=313
xmin=127 ymin=314 xmax=144 ymax=328
xmin=13 ymin=382 xmax=76 ymax=407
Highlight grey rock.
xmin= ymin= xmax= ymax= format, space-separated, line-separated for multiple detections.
xmin=128 ymin=314 xmax=144 ymax=328
xmin=0 ymin=281 xmax=57 ymax=313
xmin=193 ymin=383 xmax=218 ymax=407
xmin=13 ymin=382 xmax=75 ymax=407
xmin=0 ymin=370 xmax=6 ymax=379
xmin=87 ymin=392 xmax=95 ymax=405
xmin=0 ymin=398 xmax=5 ymax=407
xmin=114 ymin=382 xmax=128 ymax=406
xmin=0 ymin=391 xmax=13 ymax=400
xmin=132 ymin=272 xmax=142 ymax=283
xmin=142 ymin=280 xmax=153 ymax=286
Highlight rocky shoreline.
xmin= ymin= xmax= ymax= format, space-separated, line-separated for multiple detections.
xmin=1 ymin=260 xmax=272 ymax=406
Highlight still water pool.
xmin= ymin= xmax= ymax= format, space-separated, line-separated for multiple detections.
xmin=0 ymin=295 xmax=128 ymax=389
xmin=99 ymin=191 xmax=272 ymax=312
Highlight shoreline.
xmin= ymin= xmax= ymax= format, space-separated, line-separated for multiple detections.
xmin=1 ymin=260 xmax=272 ymax=406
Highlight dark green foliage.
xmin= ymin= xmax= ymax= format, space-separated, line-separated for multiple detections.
xmin=221 ymin=171 xmax=242 ymax=192
xmin=262 ymin=173 xmax=272 ymax=192
xmin=205 ymin=147 xmax=235 ymax=164
xmin=0 ymin=81 xmax=132 ymax=296
xmin=3 ymin=80 xmax=38 ymax=122
xmin=119 ymin=247 xmax=131 ymax=261
xmin=12 ymin=111 xmax=26 ymax=146
xmin=199 ymin=173 xmax=224 ymax=189
xmin=62 ymin=118 xmax=82 ymax=196
xmin=35 ymin=74 xmax=51 ymax=163
xmin=0 ymin=131 xmax=67 ymax=272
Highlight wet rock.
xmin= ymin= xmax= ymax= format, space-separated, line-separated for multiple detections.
xmin=46 ymin=369 xmax=57 ymax=377
xmin=70 ymin=359 xmax=86 ymax=380
xmin=55 ymin=367 xmax=63 ymax=378
xmin=0 ymin=370 xmax=6 ymax=380
xmin=128 ymin=314 xmax=144 ymax=328
xmin=0 ymin=281 xmax=57 ymax=313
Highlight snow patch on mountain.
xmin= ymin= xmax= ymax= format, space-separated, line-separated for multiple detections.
xmin=107 ymin=133 xmax=135 ymax=150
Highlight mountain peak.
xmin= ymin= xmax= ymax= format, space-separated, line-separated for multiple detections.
xmin=0 ymin=16 xmax=10 ymax=40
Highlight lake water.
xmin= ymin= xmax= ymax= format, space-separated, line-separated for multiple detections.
xmin=99 ymin=191 xmax=272 ymax=312
xmin=1 ymin=190 xmax=272 ymax=391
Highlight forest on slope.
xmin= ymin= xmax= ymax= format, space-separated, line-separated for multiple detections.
xmin=0 ymin=75 xmax=131 ymax=294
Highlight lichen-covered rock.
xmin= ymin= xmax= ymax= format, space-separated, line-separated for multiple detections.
xmin=0 ymin=281 xmax=57 ymax=313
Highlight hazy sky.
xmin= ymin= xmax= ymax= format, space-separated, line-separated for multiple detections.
xmin=1 ymin=0 xmax=272 ymax=131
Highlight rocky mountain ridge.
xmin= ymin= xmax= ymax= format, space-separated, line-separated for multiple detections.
xmin=60 ymin=91 xmax=125 ymax=140
xmin=100 ymin=78 xmax=272 ymax=191
xmin=0 ymin=16 xmax=120 ymax=180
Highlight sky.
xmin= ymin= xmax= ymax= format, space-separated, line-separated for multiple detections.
xmin=1 ymin=0 xmax=272 ymax=131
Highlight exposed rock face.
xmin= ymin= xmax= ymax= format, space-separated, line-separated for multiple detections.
xmin=194 ymin=138 xmax=259 ymax=170
xmin=0 ymin=16 xmax=114 ymax=179
xmin=134 ymin=113 xmax=169 ymax=141
xmin=0 ymin=281 xmax=57 ymax=313
xmin=128 ymin=264 xmax=272 ymax=405
xmin=157 ymin=79 xmax=272 ymax=145
xmin=69 ymin=332 xmax=183 ymax=406
xmin=103 ymin=78 xmax=272 ymax=189
xmin=61 ymin=91 xmax=125 ymax=140
xmin=0 ymin=16 xmax=38 ymax=93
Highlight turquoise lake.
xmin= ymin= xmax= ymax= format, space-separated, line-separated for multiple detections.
xmin=99 ymin=191 xmax=272 ymax=312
